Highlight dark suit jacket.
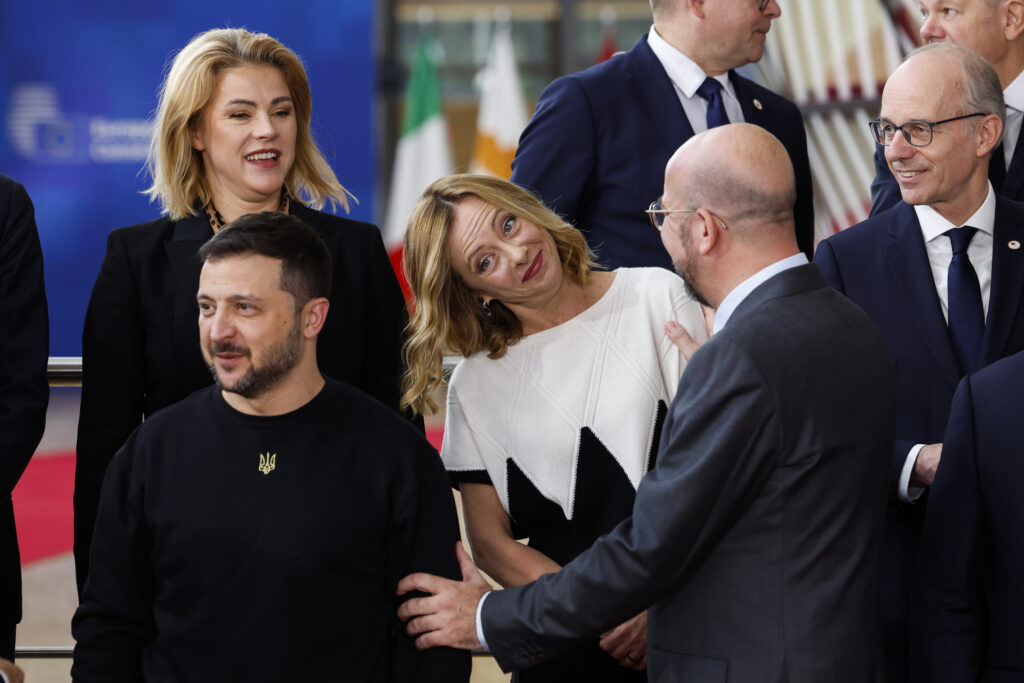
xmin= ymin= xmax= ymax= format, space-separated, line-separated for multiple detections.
xmin=482 ymin=264 xmax=896 ymax=682
xmin=814 ymin=199 xmax=1024 ymax=672
xmin=509 ymin=35 xmax=815 ymax=269
xmin=870 ymin=129 xmax=1024 ymax=214
xmin=74 ymin=203 xmax=410 ymax=593
xmin=911 ymin=351 xmax=1024 ymax=682
xmin=0 ymin=175 xmax=49 ymax=631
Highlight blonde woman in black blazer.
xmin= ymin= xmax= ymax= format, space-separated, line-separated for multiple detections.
xmin=74 ymin=28 xmax=409 ymax=593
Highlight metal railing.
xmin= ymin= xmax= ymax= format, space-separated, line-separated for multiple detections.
xmin=47 ymin=356 xmax=82 ymax=386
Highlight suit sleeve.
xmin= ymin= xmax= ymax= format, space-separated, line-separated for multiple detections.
xmin=75 ymin=228 xmax=146 ymax=593
xmin=389 ymin=441 xmax=471 ymax=682
xmin=510 ymin=75 xmax=596 ymax=231
xmin=71 ymin=435 xmax=154 ymax=683
xmin=870 ymin=143 xmax=901 ymax=216
xmin=815 ymin=241 xmax=917 ymax=497
xmin=481 ymin=339 xmax=779 ymax=671
xmin=910 ymin=376 xmax=986 ymax=681
xmin=0 ymin=179 xmax=48 ymax=496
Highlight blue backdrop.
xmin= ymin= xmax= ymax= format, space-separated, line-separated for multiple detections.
xmin=0 ymin=1 xmax=376 ymax=355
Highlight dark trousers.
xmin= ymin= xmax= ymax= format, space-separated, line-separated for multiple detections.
xmin=0 ymin=622 xmax=14 ymax=660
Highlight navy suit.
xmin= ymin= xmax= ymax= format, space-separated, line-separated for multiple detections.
xmin=510 ymin=35 xmax=815 ymax=269
xmin=0 ymin=175 xmax=49 ymax=659
xmin=870 ymin=130 xmax=1024 ymax=214
xmin=814 ymin=198 xmax=1024 ymax=679
xmin=912 ymin=350 xmax=1024 ymax=682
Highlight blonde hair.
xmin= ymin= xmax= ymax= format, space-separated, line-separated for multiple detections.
xmin=401 ymin=174 xmax=596 ymax=415
xmin=145 ymin=27 xmax=353 ymax=219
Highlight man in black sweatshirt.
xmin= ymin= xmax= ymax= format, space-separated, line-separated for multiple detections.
xmin=72 ymin=212 xmax=469 ymax=682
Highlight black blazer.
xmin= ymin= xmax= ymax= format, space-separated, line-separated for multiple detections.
xmin=0 ymin=175 xmax=49 ymax=631
xmin=510 ymin=35 xmax=815 ymax=269
xmin=482 ymin=265 xmax=896 ymax=682
xmin=912 ymin=350 xmax=1024 ymax=682
xmin=814 ymin=198 xmax=1024 ymax=676
xmin=74 ymin=203 xmax=410 ymax=592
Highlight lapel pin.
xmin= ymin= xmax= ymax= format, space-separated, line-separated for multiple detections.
xmin=1010 ymin=240 xmax=1021 ymax=250
xmin=753 ymin=98 xmax=763 ymax=111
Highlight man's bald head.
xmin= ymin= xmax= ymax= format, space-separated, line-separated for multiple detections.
xmin=665 ymin=123 xmax=797 ymax=247
xmin=658 ymin=124 xmax=800 ymax=309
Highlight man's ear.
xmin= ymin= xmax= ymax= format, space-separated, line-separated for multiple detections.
xmin=976 ymin=113 xmax=1004 ymax=159
xmin=301 ymin=297 xmax=330 ymax=338
xmin=1003 ymin=0 xmax=1024 ymax=41
xmin=694 ymin=207 xmax=721 ymax=255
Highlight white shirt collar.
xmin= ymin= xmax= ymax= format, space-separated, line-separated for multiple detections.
xmin=912 ymin=183 xmax=996 ymax=243
xmin=1003 ymin=69 xmax=1024 ymax=114
xmin=647 ymin=25 xmax=732 ymax=99
xmin=714 ymin=253 xmax=809 ymax=334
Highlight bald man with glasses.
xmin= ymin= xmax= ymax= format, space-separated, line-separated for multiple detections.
xmin=814 ymin=43 xmax=1024 ymax=682
xmin=871 ymin=0 xmax=1024 ymax=214
xmin=509 ymin=0 xmax=815 ymax=272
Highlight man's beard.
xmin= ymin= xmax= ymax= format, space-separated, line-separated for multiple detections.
xmin=675 ymin=255 xmax=710 ymax=308
xmin=208 ymin=323 xmax=302 ymax=399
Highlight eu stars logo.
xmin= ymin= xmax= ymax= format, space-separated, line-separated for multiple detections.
xmin=258 ymin=452 xmax=277 ymax=475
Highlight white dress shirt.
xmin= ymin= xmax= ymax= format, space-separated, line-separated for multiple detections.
xmin=1002 ymin=70 xmax=1024 ymax=167
xmin=646 ymin=26 xmax=745 ymax=133
xmin=899 ymin=184 xmax=996 ymax=502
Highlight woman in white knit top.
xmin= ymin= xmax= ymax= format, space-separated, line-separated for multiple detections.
xmin=401 ymin=174 xmax=708 ymax=682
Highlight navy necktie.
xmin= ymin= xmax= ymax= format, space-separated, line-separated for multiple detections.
xmin=696 ymin=77 xmax=730 ymax=129
xmin=946 ymin=226 xmax=985 ymax=374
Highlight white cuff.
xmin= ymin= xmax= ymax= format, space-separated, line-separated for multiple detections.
xmin=899 ymin=443 xmax=926 ymax=502
xmin=476 ymin=590 xmax=492 ymax=652
xmin=0 ymin=668 xmax=10 ymax=683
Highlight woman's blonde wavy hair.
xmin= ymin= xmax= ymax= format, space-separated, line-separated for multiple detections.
xmin=401 ymin=174 xmax=596 ymax=415
xmin=145 ymin=27 xmax=353 ymax=219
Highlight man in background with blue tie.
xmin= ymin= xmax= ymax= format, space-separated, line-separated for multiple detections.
xmin=814 ymin=42 xmax=1024 ymax=683
xmin=510 ymin=0 xmax=814 ymax=270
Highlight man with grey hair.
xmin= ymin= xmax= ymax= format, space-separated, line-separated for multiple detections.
xmin=871 ymin=0 xmax=1024 ymax=212
xmin=509 ymin=0 xmax=815 ymax=270
xmin=398 ymin=124 xmax=896 ymax=682
xmin=815 ymin=42 xmax=1024 ymax=681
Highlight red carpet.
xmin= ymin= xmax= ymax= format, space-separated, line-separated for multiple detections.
xmin=12 ymin=451 xmax=75 ymax=565
xmin=12 ymin=430 xmax=445 ymax=567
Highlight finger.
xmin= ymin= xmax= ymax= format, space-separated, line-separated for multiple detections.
xmin=665 ymin=320 xmax=701 ymax=360
xmin=405 ymin=613 xmax=444 ymax=637
xmin=455 ymin=541 xmax=487 ymax=586
xmin=397 ymin=594 xmax=435 ymax=622
xmin=397 ymin=571 xmax=449 ymax=597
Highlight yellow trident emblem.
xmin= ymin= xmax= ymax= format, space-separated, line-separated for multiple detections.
xmin=258 ymin=452 xmax=277 ymax=475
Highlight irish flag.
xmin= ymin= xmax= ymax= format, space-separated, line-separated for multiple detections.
xmin=469 ymin=25 xmax=527 ymax=179
xmin=382 ymin=37 xmax=453 ymax=300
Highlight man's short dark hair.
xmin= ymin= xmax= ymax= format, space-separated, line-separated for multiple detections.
xmin=198 ymin=211 xmax=332 ymax=308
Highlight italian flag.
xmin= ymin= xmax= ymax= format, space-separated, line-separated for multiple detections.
xmin=469 ymin=25 xmax=527 ymax=179
xmin=382 ymin=37 xmax=453 ymax=301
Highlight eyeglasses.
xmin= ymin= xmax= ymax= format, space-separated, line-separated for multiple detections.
xmin=758 ymin=0 xmax=770 ymax=11
xmin=646 ymin=199 xmax=729 ymax=232
xmin=647 ymin=199 xmax=696 ymax=232
xmin=868 ymin=113 xmax=986 ymax=147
